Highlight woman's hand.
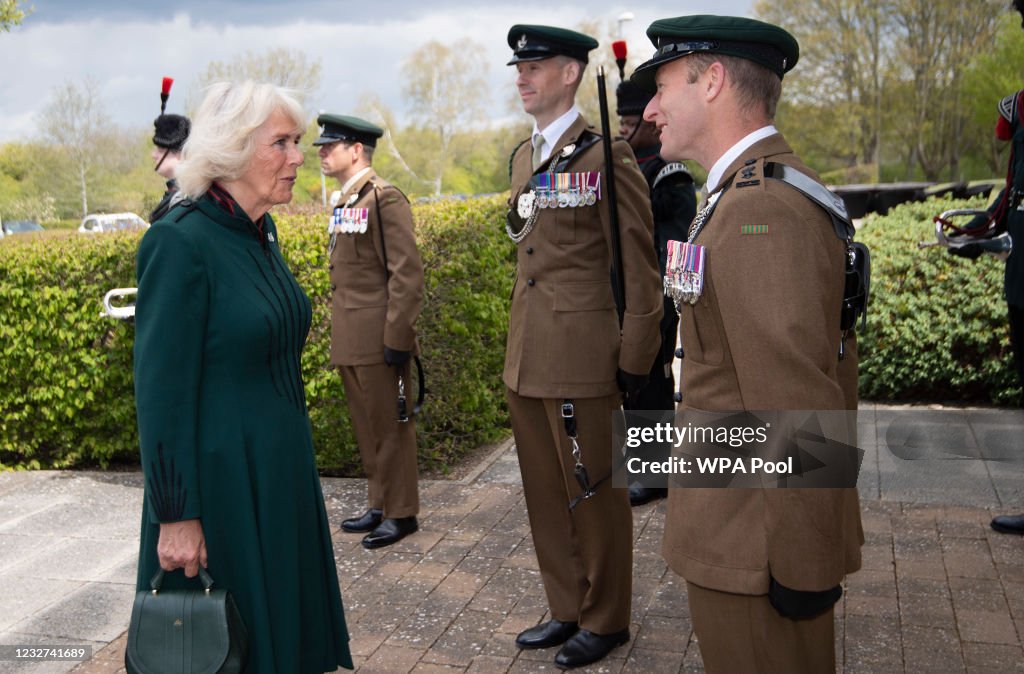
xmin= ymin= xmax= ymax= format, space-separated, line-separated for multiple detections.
xmin=157 ymin=519 xmax=208 ymax=577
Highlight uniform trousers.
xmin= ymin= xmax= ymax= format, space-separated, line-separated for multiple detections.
xmin=340 ymin=362 xmax=419 ymax=518
xmin=1009 ymin=303 xmax=1024 ymax=396
xmin=506 ymin=389 xmax=632 ymax=634
xmin=686 ymin=581 xmax=835 ymax=674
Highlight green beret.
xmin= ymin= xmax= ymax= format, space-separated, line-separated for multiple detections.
xmin=631 ymin=15 xmax=799 ymax=89
xmin=507 ymin=24 xmax=598 ymax=65
xmin=313 ymin=113 xmax=384 ymax=147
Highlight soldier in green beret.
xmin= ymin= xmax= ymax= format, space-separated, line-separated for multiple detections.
xmin=315 ymin=114 xmax=425 ymax=549
xmin=503 ymin=23 xmax=663 ymax=669
xmin=634 ymin=15 xmax=863 ymax=673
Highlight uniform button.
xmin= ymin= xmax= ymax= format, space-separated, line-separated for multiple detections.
xmin=330 ymin=283 xmax=337 ymax=291
xmin=527 ymin=278 xmax=535 ymax=286
xmin=675 ymin=348 xmax=684 ymax=359
xmin=673 ymin=392 xmax=683 ymax=403
xmin=526 ymin=247 xmax=534 ymax=254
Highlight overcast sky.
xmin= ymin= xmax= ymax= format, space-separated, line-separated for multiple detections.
xmin=0 ymin=0 xmax=755 ymax=144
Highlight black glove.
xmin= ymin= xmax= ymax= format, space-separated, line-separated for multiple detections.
xmin=616 ymin=369 xmax=648 ymax=398
xmin=384 ymin=347 xmax=411 ymax=367
xmin=947 ymin=243 xmax=983 ymax=260
xmin=768 ymin=576 xmax=842 ymax=620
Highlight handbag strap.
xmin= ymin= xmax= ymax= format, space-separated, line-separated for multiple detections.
xmin=149 ymin=566 xmax=215 ymax=593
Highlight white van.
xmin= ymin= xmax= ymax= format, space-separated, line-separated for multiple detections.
xmin=78 ymin=212 xmax=149 ymax=234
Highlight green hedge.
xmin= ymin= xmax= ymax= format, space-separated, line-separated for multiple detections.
xmin=3 ymin=191 xmax=1019 ymax=472
xmin=0 ymin=196 xmax=516 ymax=471
xmin=856 ymin=195 xmax=1019 ymax=404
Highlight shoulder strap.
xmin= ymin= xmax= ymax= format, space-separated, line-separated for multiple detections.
xmin=652 ymin=162 xmax=693 ymax=190
xmin=508 ymin=138 xmax=529 ymax=181
xmin=764 ymin=162 xmax=854 ymax=241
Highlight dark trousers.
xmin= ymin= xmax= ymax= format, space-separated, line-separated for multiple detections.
xmin=1009 ymin=304 xmax=1024 ymax=396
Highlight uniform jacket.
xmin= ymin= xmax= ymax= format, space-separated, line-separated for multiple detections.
xmin=503 ymin=114 xmax=663 ymax=399
xmin=635 ymin=146 xmax=696 ymax=278
xmin=329 ymin=169 xmax=425 ymax=366
xmin=662 ymin=133 xmax=863 ymax=595
xmin=982 ymin=91 xmax=1024 ymax=308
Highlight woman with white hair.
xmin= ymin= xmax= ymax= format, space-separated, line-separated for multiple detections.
xmin=132 ymin=81 xmax=352 ymax=672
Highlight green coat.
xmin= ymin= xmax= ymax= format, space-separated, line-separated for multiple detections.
xmin=133 ymin=194 xmax=352 ymax=672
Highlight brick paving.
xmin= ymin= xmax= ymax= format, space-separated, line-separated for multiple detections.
xmin=1 ymin=408 xmax=1022 ymax=672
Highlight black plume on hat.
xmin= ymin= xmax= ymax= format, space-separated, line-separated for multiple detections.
xmin=153 ymin=114 xmax=190 ymax=152
xmin=616 ymin=80 xmax=652 ymax=117
xmin=153 ymin=76 xmax=189 ymax=152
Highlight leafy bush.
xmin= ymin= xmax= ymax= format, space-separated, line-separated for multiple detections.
xmin=0 ymin=195 xmax=516 ymax=471
xmin=856 ymin=195 xmax=1019 ymax=404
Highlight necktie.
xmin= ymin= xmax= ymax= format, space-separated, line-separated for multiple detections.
xmin=696 ymin=183 xmax=709 ymax=212
xmin=531 ymin=133 xmax=545 ymax=170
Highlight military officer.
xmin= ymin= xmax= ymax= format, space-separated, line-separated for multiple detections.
xmin=150 ymin=77 xmax=190 ymax=223
xmin=504 ymin=25 xmax=663 ymax=669
xmin=615 ymin=78 xmax=697 ymax=507
xmin=315 ymin=114 xmax=425 ymax=550
xmin=634 ymin=15 xmax=864 ymax=673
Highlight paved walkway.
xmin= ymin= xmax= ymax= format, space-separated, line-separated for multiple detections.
xmin=0 ymin=404 xmax=1022 ymax=673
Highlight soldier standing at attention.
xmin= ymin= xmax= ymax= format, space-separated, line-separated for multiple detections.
xmin=615 ymin=77 xmax=697 ymax=507
xmin=504 ymin=25 xmax=663 ymax=669
xmin=635 ymin=15 xmax=863 ymax=672
xmin=315 ymin=114 xmax=425 ymax=550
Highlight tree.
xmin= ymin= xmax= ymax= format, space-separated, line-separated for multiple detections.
xmin=37 ymin=78 xmax=111 ymax=217
xmin=399 ymin=40 xmax=489 ymax=196
xmin=755 ymin=0 xmax=1010 ymax=182
xmin=962 ymin=13 xmax=1024 ymax=174
xmin=889 ymin=0 xmax=1004 ymax=180
xmin=755 ymin=0 xmax=894 ymax=177
xmin=192 ymin=48 xmax=322 ymax=108
xmin=0 ymin=0 xmax=29 ymax=32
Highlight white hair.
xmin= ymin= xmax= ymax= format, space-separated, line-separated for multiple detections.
xmin=176 ymin=81 xmax=306 ymax=198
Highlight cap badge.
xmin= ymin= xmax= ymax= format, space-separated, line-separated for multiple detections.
xmin=517 ymin=34 xmax=528 ymax=50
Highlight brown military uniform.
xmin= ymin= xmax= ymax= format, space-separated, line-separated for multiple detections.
xmin=505 ymin=114 xmax=663 ymax=634
xmin=330 ymin=169 xmax=424 ymax=518
xmin=663 ymin=134 xmax=863 ymax=672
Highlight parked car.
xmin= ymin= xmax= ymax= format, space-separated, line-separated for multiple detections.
xmin=78 ymin=212 xmax=149 ymax=234
xmin=0 ymin=219 xmax=44 ymax=238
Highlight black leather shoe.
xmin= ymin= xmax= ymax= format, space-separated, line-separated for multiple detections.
xmin=362 ymin=516 xmax=418 ymax=549
xmin=629 ymin=485 xmax=667 ymax=507
xmin=554 ymin=628 xmax=630 ymax=669
xmin=515 ymin=619 xmax=579 ymax=649
xmin=991 ymin=514 xmax=1024 ymax=535
xmin=341 ymin=508 xmax=382 ymax=533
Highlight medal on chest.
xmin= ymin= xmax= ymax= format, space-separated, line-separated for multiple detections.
xmin=507 ymin=170 xmax=602 ymax=243
xmin=327 ymin=193 xmax=365 ymax=254
xmin=664 ymin=239 xmax=706 ymax=310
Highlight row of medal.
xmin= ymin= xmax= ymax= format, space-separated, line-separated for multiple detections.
xmin=664 ymin=239 xmax=706 ymax=307
xmin=532 ymin=172 xmax=602 ymax=209
xmin=328 ymin=207 xmax=369 ymax=234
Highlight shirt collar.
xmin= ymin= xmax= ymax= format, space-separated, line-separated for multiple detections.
xmin=531 ymin=105 xmax=581 ymax=164
xmin=705 ymin=125 xmax=778 ymax=194
xmin=341 ymin=166 xmax=373 ymax=197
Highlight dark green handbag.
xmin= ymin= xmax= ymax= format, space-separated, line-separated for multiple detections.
xmin=125 ymin=567 xmax=249 ymax=674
